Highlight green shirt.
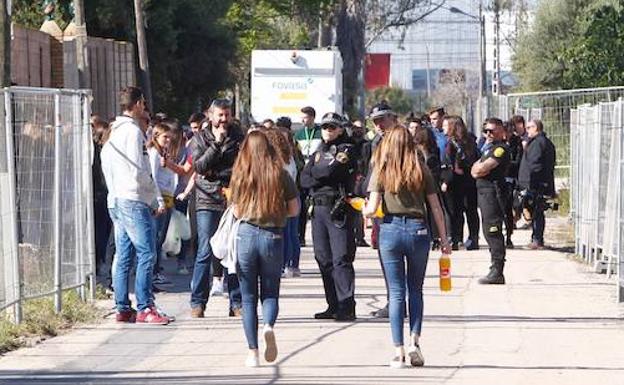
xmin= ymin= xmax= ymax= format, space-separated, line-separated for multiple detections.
xmin=367 ymin=165 xmax=437 ymax=219
xmin=294 ymin=124 xmax=322 ymax=161
xmin=235 ymin=170 xmax=298 ymax=228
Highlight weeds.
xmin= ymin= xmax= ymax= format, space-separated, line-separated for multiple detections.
xmin=0 ymin=290 xmax=100 ymax=354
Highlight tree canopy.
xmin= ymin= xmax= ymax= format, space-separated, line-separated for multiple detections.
xmin=513 ymin=0 xmax=624 ymax=91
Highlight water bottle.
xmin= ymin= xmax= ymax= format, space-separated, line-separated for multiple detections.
xmin=439 ymin=254 xmax=452 ymax=292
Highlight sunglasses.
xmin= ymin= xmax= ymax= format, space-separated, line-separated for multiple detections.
xmin=483 ymin=129 xmax=494 ymax=134
xmin=322 ymin=125 xmax=338 ymax=131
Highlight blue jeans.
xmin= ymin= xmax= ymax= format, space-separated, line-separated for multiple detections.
xmin=110 ymin=199 xmax=156 ymax=312
xmin=379 ymin=216 xmax=431 ymax=346
xmin=283 ymin=215 xmax=300 ymax=269
xmin=236 ymin=222 xmax=284 ymax=349
xmin=190 ymin=209 xmax=242 ymax=309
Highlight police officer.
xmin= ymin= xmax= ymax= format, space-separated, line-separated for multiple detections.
xmin=471 ymin=118 xmax=510 ymax=285
xmin=300 ymin=112 xmax=358 ymax=321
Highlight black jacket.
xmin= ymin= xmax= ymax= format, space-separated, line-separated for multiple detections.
xmin=506 ymin=134 xmax=524 ymax=179
xmin=191 ymin=124 xmax=244 ymax=211
xmin=300 ymin=133 xmax=357 ymax=197
xmin=518 ymin=132 xmax=556 ymax=195
xmin=440 ymin=135 xmax=479 ymax=185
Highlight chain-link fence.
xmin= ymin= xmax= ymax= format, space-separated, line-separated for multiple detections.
xmin=570 ymin=99 xmax=624 ymax=303
xmin=0 ymin=87 xmax=95 ymax=323
xmin=487 ymin=87 xmax=624 ymax=180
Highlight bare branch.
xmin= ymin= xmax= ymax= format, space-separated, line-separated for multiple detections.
xmin=365 ymin=0 xmax=446 ymax=48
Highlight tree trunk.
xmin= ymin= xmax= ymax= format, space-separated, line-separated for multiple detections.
xmin=134 ymin=0 xmax=153 ymax=110
xmin=335 ymin=0 xmax=365 ymax=117
xmin=1 ymin=0 xmax=10 ymax=87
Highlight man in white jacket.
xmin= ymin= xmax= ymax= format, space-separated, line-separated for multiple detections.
xmin=101 ymin=86 xmax=169 ymax=325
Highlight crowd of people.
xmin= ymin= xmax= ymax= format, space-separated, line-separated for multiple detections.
xmin=93 ymin=86 xmax=556 ymax=368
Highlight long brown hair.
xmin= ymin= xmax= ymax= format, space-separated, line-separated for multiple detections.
xmin=230 ymin=131 xmax=286 ymax=220
xmin=444 ymin=115 xmax=477 ymax=158
xmin=372 ymin=126 xmax=424 ymax=194
xmin=262 ymin=127 xmax=292 ymax=164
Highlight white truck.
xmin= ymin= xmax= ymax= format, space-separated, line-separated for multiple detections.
xmin=250 ymin=49 xmax=343 ymax=126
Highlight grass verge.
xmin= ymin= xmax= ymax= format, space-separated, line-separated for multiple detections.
xmin=0 ymin=290 xmax=101 ymax=355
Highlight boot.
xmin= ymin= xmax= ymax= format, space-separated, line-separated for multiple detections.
xmin=314 ymin=307 xmax=337 ymax=320
xmin=335 ymin=298 xmax=356 ymax=322
xmin=478 ymin=261 xmax=505 ymax=285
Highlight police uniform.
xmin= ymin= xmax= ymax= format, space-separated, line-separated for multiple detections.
xmin=475 ymin=141 xmax=510 ymax=284
xmin=300 ymin=113 xmax=357 ymax=321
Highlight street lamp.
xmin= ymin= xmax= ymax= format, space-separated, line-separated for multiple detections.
xmin=448 ymin=5 xmax=486 ymax=99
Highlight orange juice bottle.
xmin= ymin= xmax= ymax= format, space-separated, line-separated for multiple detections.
xmin=439 ymin=254 xmax=452 ymax=292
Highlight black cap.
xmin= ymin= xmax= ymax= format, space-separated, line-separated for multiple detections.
xmin=321 ymin=112 xmax=343 ymax=127
xmin=368 ymin=102 xmax=395 ymax=119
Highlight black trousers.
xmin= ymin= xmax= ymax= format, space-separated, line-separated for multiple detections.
xmin=299 ymin=189 xmax=310 ymax=243
xmin=477 ymin=187 xmax=506 ymax=264
xmin=353 ymin=212 xmax=365 ymax=242
xmin=446 ymin=176 xmax=480 ymax=243
xmin=503 ymin=182 xmax=515 ymax=239
xmin=311 ymin=206 xmax=356 ymax=310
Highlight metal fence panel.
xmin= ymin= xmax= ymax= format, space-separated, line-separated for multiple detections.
xmin=0 ymin=87 xmax=93 ymax=321
xmin=495 ymin=87 xmax=624 ymax=180
xmin=571 ymin=98 xmax=624 ymax=302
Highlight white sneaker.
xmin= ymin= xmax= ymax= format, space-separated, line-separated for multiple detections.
xmin=389 ymin=355 xmax=406 ymax=369
xmin=282 ymin=268 xmax=294 ymax=278
xmin=210 ymin=277 xmax=224 ymax=297
xmin=245 ymin=352 xmax=260 ymax=367
xmin=263 ymin=326 xmax=278 ymax=363
xmin=291 ymin=267 xmax=301 ymax=277
xmin=408 ymin=345 xmax=425 ymax=367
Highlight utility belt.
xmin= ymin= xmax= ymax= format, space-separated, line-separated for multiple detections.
xmin=310 ymin=190 xmax=349 ymax=224
xmin=312 ymin=195 xmax=337 ymax=206
xmin=478 ymin=180 xmax=508 ymax=214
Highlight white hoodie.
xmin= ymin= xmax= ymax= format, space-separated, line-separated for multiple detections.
xmin=101 ymin=115 xmax=163 ymax=209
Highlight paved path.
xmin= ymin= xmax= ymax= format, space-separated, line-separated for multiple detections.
xmin=1 ymin=220 xmax=623 ymax=385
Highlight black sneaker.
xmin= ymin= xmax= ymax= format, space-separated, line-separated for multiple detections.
xmin=464 ymin=239 xmax=479 ymax=250
xmin=356 ymin=239 xmax=370 ymax=247
xmin=314 ymin=308 xmax=336 ymax=319
xmin=370 ymin=305 xmax=389 ymax=319
xmin=229 ymin=307 xmax=243 ymax=317
xmin=506 ymin=238 xmax=514 ymax=249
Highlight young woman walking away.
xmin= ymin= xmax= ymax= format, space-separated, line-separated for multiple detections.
xmin=364 ymin=126 xmax=451 ymax=368
xmin=229 ymin=131 xmax=299 ymax=367
xmin=262 ymin=127 xmax=302 ymax=278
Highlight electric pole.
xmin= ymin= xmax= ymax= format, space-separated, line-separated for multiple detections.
xmin=492 ymin=0 xmax=502 ymax=95
xmin=134 ymin=0 xmax=152 ymax=110
xmin=1 ymin=0 xmax=10 ymax=87
xmin=73 ymin=0 xmax=89 ymax=89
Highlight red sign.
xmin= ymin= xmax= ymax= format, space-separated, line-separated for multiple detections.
xmin=365 ymin=53 xmax=391 ymax=90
